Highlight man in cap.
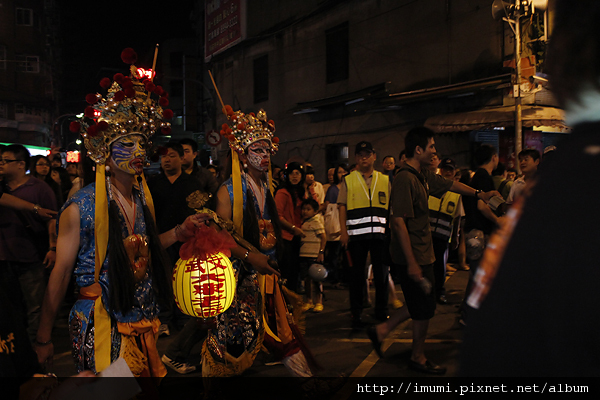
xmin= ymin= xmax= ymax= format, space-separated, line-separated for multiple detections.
xmin=428 ymin=157 xmax=464 ymax=304
xmin=339 ymin=141 xmax=391 ymax=329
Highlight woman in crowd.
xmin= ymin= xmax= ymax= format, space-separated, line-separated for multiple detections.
xmin=275 ymin=162 xmax=308 ymax=292
xmin=323 ymin=164 xmax=349 ymax=288
xmin=50 ymin=166 xmax=73 ymax=205
xmin=30 ymin=155 xmax=63 ymax=208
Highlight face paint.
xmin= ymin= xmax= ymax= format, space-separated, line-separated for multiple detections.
xmin=111 ymin=135 xmax=146 ymax=175
xmin=246 ymin=140 xmax=270 ymax=172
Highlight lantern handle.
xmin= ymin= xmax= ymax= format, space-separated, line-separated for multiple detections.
xmin=192 ymin=208 xmax=281 ymax=274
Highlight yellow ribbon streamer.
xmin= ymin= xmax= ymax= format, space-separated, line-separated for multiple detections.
xmin=93 ymin=164 xmax=111 ymax=372
xmin=232 ymin=152 xmax=243 ymax=235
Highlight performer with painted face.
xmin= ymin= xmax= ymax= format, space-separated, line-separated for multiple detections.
xmin=34 ymin=48 xmax=205 ymax=377
xmin=204 ymin=106 xmax=316 ymax=378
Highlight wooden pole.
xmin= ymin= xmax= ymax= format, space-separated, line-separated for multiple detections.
xmin=208 ymin=70 xmax=227 ymax=115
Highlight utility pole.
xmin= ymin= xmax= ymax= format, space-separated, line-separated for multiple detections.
xmin=514 ymin=4 xmax=523 ymax=158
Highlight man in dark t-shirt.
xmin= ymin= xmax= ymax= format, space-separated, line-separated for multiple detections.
xmin=367 ymin=127 xmax=499 ymax=375
xmin=461 ymin=145 xmax=501 ymax=324
xmin=464 ymin=145 xmax=499 ymax=236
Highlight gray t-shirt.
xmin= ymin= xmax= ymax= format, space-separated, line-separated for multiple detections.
xmin=390 ymin=167 xmax=453 ymax=265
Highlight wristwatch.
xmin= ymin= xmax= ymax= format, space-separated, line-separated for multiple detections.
xmin=474 ymin=189 xmax=482 ymax=199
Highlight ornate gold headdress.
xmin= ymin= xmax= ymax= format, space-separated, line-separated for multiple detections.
xmin=69 ymin=47 xmax=174 ymax=164
xmin=219 ymin=105 xmax=279 ymax=154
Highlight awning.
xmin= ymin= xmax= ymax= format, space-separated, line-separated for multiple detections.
xmin=425 ymin=105 xmax=567 ymax=133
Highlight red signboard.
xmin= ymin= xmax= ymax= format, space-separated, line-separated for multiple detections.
xmin=205 ymin=0 xmax=246 ymax=61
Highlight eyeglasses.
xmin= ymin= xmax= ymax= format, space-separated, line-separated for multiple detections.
xmin=0 ymin=159 xmax=22 ymax=164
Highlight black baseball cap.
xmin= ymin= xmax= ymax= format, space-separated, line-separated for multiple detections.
xmin=355 ymin=141 xmax=374 ymax=154
xmin=439 ymin=157 xmax=456 ymax=170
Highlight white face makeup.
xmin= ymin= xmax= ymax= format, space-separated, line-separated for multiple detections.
xmin=246 ymin=140 xmax=271 ymax=172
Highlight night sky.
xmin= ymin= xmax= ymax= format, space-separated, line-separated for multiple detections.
xmin=59 ymin=0 xmax=196 ymax=113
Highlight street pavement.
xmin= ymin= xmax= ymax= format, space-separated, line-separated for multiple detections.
xmin=50 ymin=267 xmax=470 ymax=380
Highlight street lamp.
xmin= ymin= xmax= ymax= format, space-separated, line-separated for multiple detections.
xmin=492 ymin=0 xmax=548 ymax=158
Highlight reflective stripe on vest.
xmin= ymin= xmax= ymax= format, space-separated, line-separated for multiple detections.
xmin=345 ymin=170 xmax=389 ymax=240
xmin=428 ymin=191 xmax=461 ymax=241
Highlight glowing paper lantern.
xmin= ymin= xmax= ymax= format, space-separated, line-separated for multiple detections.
xmin=173 ymin=252 xmax=236 ymax=319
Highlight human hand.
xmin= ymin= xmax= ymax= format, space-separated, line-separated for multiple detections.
xmin=35 ymin=341 xmax=54 ymax=370
xmin=407 ymin=262 xmax=423 ymax=283
xmin=37 ymin=207 xmax=58 ymax=219
xmin=292 ymin=226 xmax=306 ymax=238
xmin=480 ymin=190 xmax=502 ymax=203
xmin=44 ymin=250 xmax=56 ymax=269
xmin=316 ymin=253 xmax=324 ymax=263
xmin=247 ymin=251 xmax=281 ymax=276
xmin=340 ymin=231 xmax=349 ymax=249
xmin=48 ymin=370 xmax=97 ymax=400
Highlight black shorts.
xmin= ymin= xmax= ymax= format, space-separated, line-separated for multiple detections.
xmin=396 ymin=263 xmax=436 ymax=320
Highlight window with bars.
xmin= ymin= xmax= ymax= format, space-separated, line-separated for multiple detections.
xmin=17 ymin=55 xmax=40 ymax=73
xmin=16 ymin=8 xmax=33 ymax=26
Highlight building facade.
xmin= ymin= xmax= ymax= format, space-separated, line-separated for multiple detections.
xmin=0 ymin=0 xmax=61 ymax=149
xmin=199 ymin=0 xmax=562 ymax=177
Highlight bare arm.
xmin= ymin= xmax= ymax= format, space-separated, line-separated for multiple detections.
xmin=338 ymin=203 xmax=348 ymax=249
xmin=477 ymin=199 xmax=500 ymax=225
xmin=0 ymin=193 xmax=57 ymax=218
xmin=450 ymin=181 xmax=500 ymax=203
xmin=43 ymin=218 xmax=57 ymax=269
xmin=317 ymin=232 xmax=326 ymax=263
xmin=35 ymin=204 xmax=81 ymax=365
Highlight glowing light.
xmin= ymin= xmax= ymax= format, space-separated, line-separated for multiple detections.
xmin=67 ymin=151 xmax=80 ymax=163
xmin=76 ymin=139 xmax=82 ymax=145
xmin=136 ymin=68 xmax=155 ymax=80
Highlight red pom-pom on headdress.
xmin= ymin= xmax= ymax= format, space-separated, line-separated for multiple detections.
xmin=153 ymin=86 xmax=164 ymax=96
xmin=124 ymin=88 xmax=136 ymax=98
xmin=85 ymin=93 xmax=99 ymax=105
xmin=224 ymin=105 xmax=234 ymax=116
xmin=145 ymin=81 xmax=156 ymax=92
xmin=161 ymin=127 xmax=172 ymax=135
xmin=121 ymin=78 xmax=134 ymax=89
xmin=87 ymin=125 xmax=99 ymax=137
xmin=159 ymin=97 xmax=169 ymax=107
xmin=163 ymin=109 xmax=174 ymax=120
xmin=272 ymin=137 xmax=280 ymax=144
xmin=99 ymin=77 xmax=112 ymax=89
xmin=121 ymin=48 xmax=138 ymax=65
xmin=69 ymin=121 xmax=81 ymax=133
xmin=113 ymin=91 xmax=125 ymax=101
xmin=84 ymin=106 xmax=96 ymax=118
xmin=113 ymin=73 xmax=125 ymax=84
xmin=97 ymin=121 xmax=109 ymax=131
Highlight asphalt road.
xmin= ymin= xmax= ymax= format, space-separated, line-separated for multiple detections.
xmin=49 ymin=267 xmax=470 ymax=381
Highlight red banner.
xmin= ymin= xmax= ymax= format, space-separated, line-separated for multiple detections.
xmin=205 ymin=0 xmax=246 ymax=61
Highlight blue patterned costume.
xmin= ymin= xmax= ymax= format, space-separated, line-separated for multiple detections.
xmin=203 ymin=175 xmax=271 ymax=375
xmin=61 ymin=184 xmax=158 ymax=373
